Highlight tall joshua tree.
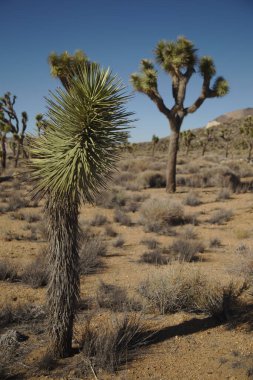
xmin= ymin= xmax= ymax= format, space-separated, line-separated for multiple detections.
xmin=30 ymin=63 xmax=132 ymax=358
xmin=131 ymin=36 xmax=229 ymax=192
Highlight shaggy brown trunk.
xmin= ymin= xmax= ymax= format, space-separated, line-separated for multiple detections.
xmin=46 ymin=198 xmax=80 ymax=358
xmin=166 ymin=126 xmax=180 ymax=193
xmin=1 ymin=135 xmax=7 ymax=169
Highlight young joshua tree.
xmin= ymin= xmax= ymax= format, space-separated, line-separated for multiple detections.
xmin=181 ymin=130 xmax=196 ymax=155
xmin=30 ymin=63 xmax=132 ymax=358
xmin=131 ymin=36 xmax=229 ymax=192
xmin=152 ymin=134 xmax=159 ymax=156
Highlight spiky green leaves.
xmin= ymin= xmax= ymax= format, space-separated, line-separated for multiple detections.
xmin=155 ymin=36 xmax=197 ymax=75
xmin=130 ymin=59 xmax=158 ymax=95
xmin=212 ymin=76 xmax=229 ymax=97
xmin=48 ymin=50 xmax=89 ymax=90
xmin=199 ymin=56 xmax=216 ymax=79
xmin=30 ymin=64 xmax=133 ymax=204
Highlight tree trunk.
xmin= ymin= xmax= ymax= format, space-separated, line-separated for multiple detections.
xmin=166 ymin=128 xmax=180 ymax=192
xmin=45 ymin=198 xmax=80 ymax=358
xmin=1 ymin=135 xmax=7 ymax=169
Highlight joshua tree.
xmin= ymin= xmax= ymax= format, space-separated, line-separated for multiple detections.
xmin=48 ymin=50 xmax=89 ymax=90
xmin=30 ymin=63 xmax=132 ymax=358
xmin=240 ymin=116 xmax=253 ymax=161
xmin=35 ymin=113 xmax=48 ymax=136
xmin=131 ymin=36 xmax=229 ymax=192
xmin=181 ymin=130 xmax=195 ymax=155
xmin=220 ymin=125 xmax=233 ymax=158
xmin=199 ymin=128 xmax=216 ymax=156
xmin=152 ymin=134 xmax=159 ymax=156
xmin=0 ymin=93 xmax=28 ymax=168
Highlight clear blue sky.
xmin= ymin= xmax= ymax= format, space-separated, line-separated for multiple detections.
xmin=1 ymin=0 xmax=252 ymax=142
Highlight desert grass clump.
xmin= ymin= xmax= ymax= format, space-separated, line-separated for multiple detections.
xmin=216 ymin=188 xmax=231 ymax=201
xmin=138 ymin=265 xmax=243 ymax=318
xmin=104 ymin=225 xmax=118 ymax=237
xmin=114 ymin=209 xmax=132 ymax=226
xmin=208 ymin=208 xmax=233 ymax=224
xmin=96 ymin=282 xmax=129 ymax=311
xmin=184 ymin=191 xmax=202 ymax=206
xmin=141 ymin=239 xmax=160 ymax=250
xmin=0 ymin=260 xmax=18 ymax=281
xmin=78 ymin=313 xmax=146 ymax=374
xmin=90 ymin=214 xmax=108 ymax=226
xmin=138 ymin=171 xmax=166 ymax=189
xmin=0 ymin=303 xmax=45 ymax=328
xmin=140 ymin=198 xmax=185 ymax=233
xmin=34 ymin=353 xmax=57 ymax=374
xmin=113 ymin=236 xmax=125 ymax=248
xmin=140 ymin=250 xmax=169 ymax=266
xmin=79 ymin=237 xmax=107 ymax=275
xmin=170 ymin=238 xmax=204 ymax=262
xmin=96 ymin=189 xmax=127 ymax=209
xmin=209 ymin=237 xmax=222 ymax=248
xmin=5 ymin=196 xmax=29 ymax=212
xmin=180 ymin=226 xmax=198 ymax=240
xmin=21 ymin=252 xmax=48 ymax=288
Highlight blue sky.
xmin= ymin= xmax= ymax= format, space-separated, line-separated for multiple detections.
xmin=1 ymin=0 xmax=252 ymax=142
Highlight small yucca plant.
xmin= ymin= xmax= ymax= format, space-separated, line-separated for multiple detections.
xmin=30 ymin=63 xmax=133 ymax=357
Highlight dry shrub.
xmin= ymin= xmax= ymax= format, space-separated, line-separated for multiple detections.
xmin=79 ymin=237 xmax=107 ymax=275
xmin=113 ymin=236 xmax=125 ymax=248
xmin=96 ymin=282 xmax=141 ymax=312
xmin=181 ymin=226 xmax=198 ymax=240
xmin=21 ymin=250 xmax=48 ymax=288
xmin=184 ymin=191 xmax=202 ymax=206
xmin=231 ymin=245 xmax=253 ymax=286
xmin=90 ymin=214 xmax=108 ymax=226
xmin=140 ymin=250 xmax=169 ymax=266
xmin=138 ymin=171 xmax=166 ymax=189
xmin=104 ymin=225 xmax=118 ymax=237
xmin=96 ymin=189 xmax=127 ymax=209
xmin=138 ymin=264 xmax=243 ymax=318
xmin=0 ymin=303 xmax=45 ymax=328
xmin=209 ymin=237 xmax=222 ymax=248
xmin=208 ymin=209 xmax=233 ymax=224
xmin=34 ymin=353 xmax=57 ymax=374
xmin=0 ymin=260 xmax=18 ymax=281
xmin=141 ymin=239 xmax=160 ymax=250
xmin=216 ymin=188 xmax=231 ymax=201
xmin=5 ymin=196 xmax=29 ymax=212
xmin=170 ymin=238 xmax=204 ymax=262
xmin=78 ymin=313 xmax=147 ymax=375
xmin=114 ymin=209 xmax=132 ymax=226
xmin=140 ymin=198 xmax=185 ymax=233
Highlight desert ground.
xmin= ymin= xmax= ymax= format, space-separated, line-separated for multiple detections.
xmin=0 ymin=141 xmax=253 ymax=379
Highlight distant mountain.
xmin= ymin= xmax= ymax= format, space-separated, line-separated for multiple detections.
xmin=214 ymin=108 xmax=253 ymax=124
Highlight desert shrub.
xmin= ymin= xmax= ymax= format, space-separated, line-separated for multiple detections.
xmin=9 ymin=211 xmax=26 ymax=220
xmin=113 ymin=236 xmax=125 ymax=248
xmin=104 ymin=225 xmax=118 ymax=237
xmin=34 ymin=353 xmax=57 ymax=374
xmin=79 ymin=237 xmax=107 ymax=275
xmin=5 ymin=196 xmax=29 ymax=211
xmin=141 ymin=239 xmax=160 ymax=250
xmin=21 ymin=252 xmax=48 ymax=288
xmin=232 ymin=245 xmax=253 ymax=284
xmin=125 ymin=201 xmax=139 ymax=213
xmin=4 ymin=231 xmax=24 ymax=241
xmin=114 ymin=209 xmax=132 ymax=226
xmin=0 ymin=303 xmax=45 ymax=328
xmin=24 ymin=213 xmax=41 ymax=223
xmin=139 ymin=171 xmax=166 ymax=189
xmin=0 ymin=260 xmax=18 ymax=281
xmin=183 ymin=163 xmax=199 ymax=174
xmin=208 ymin=209 xmax=233 ymax=224
xmin=113 ymin=171 xmax=136 ymax=186
xmin=90 ymin=214 xmax=108 ymax=226
xmin=78 ymin=313 xmax=146 ymax=374
xmin=96 ymin=189 xmax=127 ymax=209
xmin=96 ymin=282 xmax=138 ymax=312
xmin=216 ymin=188 xmax=231 ymax=201
xmin=140 ymin=198 xmax=185 ymax=233
xmin=170 ymin=238 xmax=204 ymax=262
xmin=181 ymin=226 xmax=198 ymax=240
xmin=138 ymin=265 xmax=243 ymax=318
xmin=184 ymin=191 xmax=202 ymax=206
xmin=209 ymin=237 xmax=222 ymax=248
xmin=140 ymin=250 xmax=169 ymax=265
xmin=219 ymin=171 xmax=241 ymax=193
